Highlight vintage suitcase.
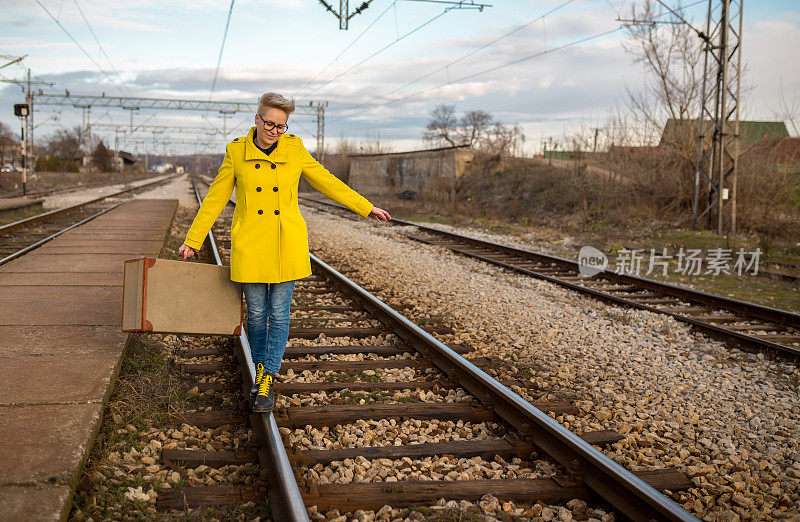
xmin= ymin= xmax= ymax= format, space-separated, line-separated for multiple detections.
xmin=122 ymin=257 xmax=243 ymax=335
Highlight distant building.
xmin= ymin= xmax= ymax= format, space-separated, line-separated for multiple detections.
xmin=347 ymin=145 xmax=474 ymax=201
xmin=151 ymin=163 xmax=173 ymax=174
xmin=114 ymin=150 xmax=138 ymax=170
xmin=659 ymin=119 xmax=789 ymax=150
xmin=607 ymin=119 xmax=792 ymax=164
xmin=0 ymin=136 xmax=21 ymax=168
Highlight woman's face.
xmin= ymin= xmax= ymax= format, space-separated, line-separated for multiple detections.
xmin=255 ymin=107 xmax=289 ymax=145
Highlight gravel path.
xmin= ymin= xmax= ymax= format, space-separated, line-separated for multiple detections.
xmin=303 ymin=205 xmax=800 ymax=520
xmin=133 ymin=173 xmax=199 ymax=208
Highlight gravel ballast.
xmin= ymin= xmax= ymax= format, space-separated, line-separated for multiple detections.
xmin=301 ymin=204 xmax=800 ymax=520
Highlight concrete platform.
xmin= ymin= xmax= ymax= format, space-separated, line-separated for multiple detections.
xmin=0 ymin=198 xmax=178 ymax=521
xmin=0 ymin=485 xmax=72 ymax=522
xmin=0 ymin=197 xmax=43 ymax=212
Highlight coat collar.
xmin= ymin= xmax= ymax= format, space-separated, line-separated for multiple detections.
xmin=244 ymin=126 xmax=288 ymax=163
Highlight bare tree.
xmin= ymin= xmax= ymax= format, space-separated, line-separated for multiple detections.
xmin=424 ymin=105 xmax=524 ymax=155
xmin=480 ymin=122 xmax=525 ymax=156
xmin=44 ymin=126 xmax=85 ymax=160
xmin=360 ymin=129 xmax=393 ymax=154
xmin=458 ymin=110 xmax=493 ymax=147
xmin=774 ymin=80 xmax=799 ymax=136
xmin=424 ymin=104 xmax=459 ymax=147
xmin=0 ymin=121 xmax=15 ymax=139
xmin=622 ymin=0 xmax=705 ymax=151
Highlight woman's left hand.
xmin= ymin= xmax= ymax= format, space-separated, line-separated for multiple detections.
xmin=368 ymin=206 xmax=392 ymax=222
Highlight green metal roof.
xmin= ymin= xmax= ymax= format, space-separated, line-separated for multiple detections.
xmin=660 ymin=119 xmax=789 ymax=148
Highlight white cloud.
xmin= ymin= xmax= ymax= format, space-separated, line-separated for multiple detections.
xmin=2 ymin=1 xmax=798 ymax=153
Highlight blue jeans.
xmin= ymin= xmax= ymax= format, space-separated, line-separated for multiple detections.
xmin=242 ymin=281 xmax=295 ymax=375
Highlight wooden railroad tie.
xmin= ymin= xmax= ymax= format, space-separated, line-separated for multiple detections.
xmin=275 ymin=402 xmax=576 ymax=428
xmin=160 ymin=448 xmax=257 ymax=467
xmin=290 ymin=431 xmax=624 ymax=467
xmin=178 ymin=343 xmax=472 ymax=362
xmin=191 ymin=381 xmax=240 ymax=393
xmin=277 ymin=380 xmax=455 ymax=395
xmin=170 ymin=410 xmax=248 ymax=428
xmin=282 ymin=343 xmax=472 ymax=359
xmin=157 ymin=486 xmax=264 ymax=509
xmin=301 ymin=469 xmax=692 ymax=512
xmin=288 ymin=326 xmax=454 ymax=339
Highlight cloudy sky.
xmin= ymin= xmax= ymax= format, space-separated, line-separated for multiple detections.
xmin=1 ymin=0 xmax=798 ymax=155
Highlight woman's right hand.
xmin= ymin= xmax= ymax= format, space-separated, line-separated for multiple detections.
xmin=178 ymin=244 xmax=195 ymax=260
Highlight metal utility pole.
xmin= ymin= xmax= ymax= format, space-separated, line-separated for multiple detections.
xmin=32 ymin=92 xmax=328 ymax=162
xmin=318 ymin=0 xmax=491 ymax=29
xmin=24 ymin=70 xmax=34 ymax=173
xmin=693 ymin=0 xmax=743 ymax=235
xmin=314 ymin=101 xmax=328 ymax=162
xmin=318 ymin=0 xmax=373 ymax=30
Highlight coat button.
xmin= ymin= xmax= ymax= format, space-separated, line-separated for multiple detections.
xmin=255 ymin=163 xmax=261 ymax=169
xmin=272 ymin=186 xmax=278 ymax=192
xmin=274 ymin=210 xmax=280 ymax=215
xmin=256 ymin=187 xmax=262 ymax=192
xmin=258 ymin=209 xmax=263 ymax=215
xmin=271 ymin=164 xmax=276 ymax=169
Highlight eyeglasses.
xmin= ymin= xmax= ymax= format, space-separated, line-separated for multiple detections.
xmin=257 ymin=114 xmax=289 ymax=134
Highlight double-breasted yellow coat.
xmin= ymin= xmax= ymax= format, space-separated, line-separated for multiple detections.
xmin=183 ymin=127 xmax=373 ymax=282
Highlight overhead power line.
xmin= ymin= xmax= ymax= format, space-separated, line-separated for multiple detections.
xmin=330 ymin=25 xmax=625 ymax=122
xmin=402 ymin=0 xmax=491 ymax=10
xmin=303 ymin=5 xmax=452 ymax=98
xmin=318 ymin=0 xmax=375 ymax=30
xmin=34 ymin=0 xmax=128 ymax=96
xmin=209 ymin=0 xmax=235 ymax=101
xmin=298 ymin=0 xmax=398 ymax=100
xmin=332 ymin=0 xmax=577 ymax=116
xmin=71 ymin=0 xmax=133 ymax=96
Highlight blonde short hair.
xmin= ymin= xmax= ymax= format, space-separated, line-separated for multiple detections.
xmin=258 ymin=92 xmax=295 ymax=116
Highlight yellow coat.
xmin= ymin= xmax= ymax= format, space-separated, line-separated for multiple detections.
xmin=184 ymin=127 xmax=373 ymax=282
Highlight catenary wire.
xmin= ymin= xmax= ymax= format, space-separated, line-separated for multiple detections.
xmin=331 ymin=0 xmax=577 ymax=116
xmin=71 ymin=0 xmax=133 ymax=96
xmin=329 ymin=26 xmax=624 ymax=122
xmin=297 ymin=0 xmax=398 ymax=100
xmin=302 ymin=5 xmax=453 ymax=98
xmin=330 ymin=0 xmax=707 ymax=121
xmin=209 ymin=0 xmax=236 ymax=101
xmin=34 ymin=0 xmax=128 ymax=97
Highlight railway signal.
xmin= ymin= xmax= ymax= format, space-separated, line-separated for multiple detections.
xmin=13 ymin=103 xmax=29 ymax=196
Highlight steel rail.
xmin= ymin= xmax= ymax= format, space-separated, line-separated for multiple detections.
xmin=0 ymin=174 xmax=177 ymax=233
xmin=193 ymin=177 xmax=696 ymax=519
xmin=298 ymin=195 xmax=800 ymax=358
xmin=404 ymin=223 xmax=800 ymax=328
xmin=190 ymin=178 xmax=309 ymax=522
xmin=310 ymin=254 xmax=697 ymax=521
xmin=0 ymin=174 xmax=169 ymax=200
xmin=1 ymin=175 xmax=179 ymax=266
xmin=0 ymin=200 xmax=127 ymax=266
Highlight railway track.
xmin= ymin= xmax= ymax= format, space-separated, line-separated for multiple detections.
xmin=0 ymin=174 xmax=167 ymax=200
xmin=189 ymin=176 xmax=697 ymax=521
xmin=0 ymin=174 xmax=177 ymax=265
xmin=616 ymin=243 xmax=800 ymax=283
xmin=297 ymin=194 xmax=800 ymax=360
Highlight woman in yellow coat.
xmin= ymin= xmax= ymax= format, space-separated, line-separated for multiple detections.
xmin=178 ymin=92 xmax=391 ymax=412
